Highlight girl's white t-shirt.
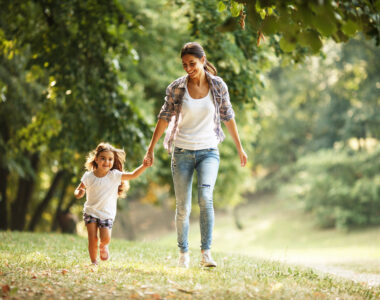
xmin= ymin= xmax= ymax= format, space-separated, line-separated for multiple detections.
xmin=81 ymin=169 xmax=123 ymax=220
xmin=174 ymin=87 xmax=219 ymax=150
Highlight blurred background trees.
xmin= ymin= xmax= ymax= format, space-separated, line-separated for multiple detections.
xmin=0 ymin=0 xmax=379 ymax=234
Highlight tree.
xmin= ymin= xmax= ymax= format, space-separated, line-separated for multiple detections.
xmin=0 ymin=0 xmax=150 ymax=230
xmin=218 ymin=0 xmax=379 ymax=56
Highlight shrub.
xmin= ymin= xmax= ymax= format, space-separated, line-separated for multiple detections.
xmin=290 ymin=147 xmax=380 ymax=229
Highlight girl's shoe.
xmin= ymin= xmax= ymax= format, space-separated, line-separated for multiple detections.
xmin=100 ymin=245 xmax=109 ymax=261
xmin=200 ymin=250 xmax=217 ymax=267
xmin=178 ymin=252 xmax=190 ymax=268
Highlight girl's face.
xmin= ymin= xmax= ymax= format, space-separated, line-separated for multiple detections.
xmin=95 ymin=150 xmax=114 ymax=172
xmin=182 ymin=54 xmax=205 ymax=79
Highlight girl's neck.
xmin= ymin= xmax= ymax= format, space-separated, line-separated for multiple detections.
xmin=93 ymin=168 xmax=109 ymax=178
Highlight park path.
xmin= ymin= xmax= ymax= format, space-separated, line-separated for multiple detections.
xmin=276 ymin=256 xmax=380 ymax=287
xmin=309 ymin=263 xmax=380 ymax=287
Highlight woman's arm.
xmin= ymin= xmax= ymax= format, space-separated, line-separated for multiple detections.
xmin=74 ymin=182 xmax=86 ymax=199
xmin=143 ymin=118 xmax=169 ymax=166
xmin=224 ymin=119 xmax=248 ymax=167
xmin=121 ymin=164 xmax=149 ymax=181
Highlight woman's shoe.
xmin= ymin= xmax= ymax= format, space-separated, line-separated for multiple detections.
xmin=200 ymin=250 xmax=217 ymax=267
xmin=178 ymin=252 xmax=190 ymax=268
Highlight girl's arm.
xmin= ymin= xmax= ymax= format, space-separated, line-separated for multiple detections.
xmin=74 ymin=182 xmax=86 ymax=199
xmin=223 ymin=119 xmax=248 ymax=167
xmin=143 ymin=118 xmax=169 ymax=166
xmin=121 ymin=164 xmax=149 ymax=181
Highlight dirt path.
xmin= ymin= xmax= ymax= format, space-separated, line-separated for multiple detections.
xmin=276 ymin=257 xmax=380 ymax=287
xmin=309 ymin=263 xmax=380 ymax=287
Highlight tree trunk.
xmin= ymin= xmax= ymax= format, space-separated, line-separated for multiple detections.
xmin=0 ymin=121 xmax=10 ymax=229
xmin=0 ymin=167 xmax=9 ymax=230
xmin=233 ymin=205 xmax=244 ymax=230
xmin=28 ymin=170 xmax=65 ymax=231
xmin=51 ymin=176 xmax=70 ymax=231
xmin=56 ymin=195 xmax=79 ymax=234
xmin=10 ymin=152 xmax=39 ymax=231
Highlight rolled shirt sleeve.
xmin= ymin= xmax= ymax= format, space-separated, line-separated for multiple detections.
xmin=219 ymin=80 xmax=235 ymax=122
xmin=157 ymin=84 xmax=175 ymax=122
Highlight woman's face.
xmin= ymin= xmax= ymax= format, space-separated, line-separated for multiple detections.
xmin=182 ymin=54 xmax=205 ymax=79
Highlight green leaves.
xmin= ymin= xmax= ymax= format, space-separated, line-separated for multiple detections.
xmin=230 ymin=1 xmax=244 ymax=17
xmin=261 ymin=15 xmax=278 ymax=35
xmin=341 ymin=19 xmax=359 ymax=36
xmin=218 ymin=1 xmax=226 ymax=12
xmin=279 ymin=36 xmax=296 ymax=53
xmin=217 ymin=0 xmax=380 ymax=57
xmin=298 ymin=30 xmax=323 ymax=53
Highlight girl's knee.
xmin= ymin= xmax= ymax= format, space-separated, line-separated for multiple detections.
xmin=88 ymin=235 xmax=98 ymax=244
xmin=100 ymin=235 xmax=111 ymax=245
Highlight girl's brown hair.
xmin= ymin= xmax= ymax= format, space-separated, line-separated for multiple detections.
xmin=85 ymin=142 xmax=129 ymax=197
xmin=180 ymin=42 xmax=217 ymax=76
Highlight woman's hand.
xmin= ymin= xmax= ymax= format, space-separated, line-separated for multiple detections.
xmin=238 ymin=148 xmax=248 ymax=167
xmin=144 ymin=151 xmax=154 ymax=167
xmin=223 ymin=119 xmax=248 ymax=167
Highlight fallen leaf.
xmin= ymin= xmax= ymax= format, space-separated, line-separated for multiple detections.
xmin=2 ymin=284 xmax=10 ymax=294
xmin=177 ymin=288 xmax=195 ymax=294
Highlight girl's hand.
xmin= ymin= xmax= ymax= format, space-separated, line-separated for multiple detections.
xmin=75 ymin=187 xmax=85 ymax=199
xmin=144 ymin=151 xmax=154 ymax=167
xmin=239 ymin=148 xmax=248 ymax=167
xmin=143 ymin=158 xmax=151 ymax=167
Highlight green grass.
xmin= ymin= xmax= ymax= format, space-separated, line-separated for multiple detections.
xmin=1 ymin=231 xmax=379 ymax=299
xmin=156 ymin=193 xmax=380 ymax=279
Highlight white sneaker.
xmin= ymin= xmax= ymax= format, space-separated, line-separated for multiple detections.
xmin=200 ymin=250 xmax=217 ymax=267
xmin=178 ymin=252 xmax=190 ymax=268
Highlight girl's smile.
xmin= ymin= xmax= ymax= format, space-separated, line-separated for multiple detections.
xmin=94 ymin=150 xmax=114 ymax=176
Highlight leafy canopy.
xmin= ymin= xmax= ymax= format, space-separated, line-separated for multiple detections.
xmin=218 ymin=0 xmax=380 ymax=55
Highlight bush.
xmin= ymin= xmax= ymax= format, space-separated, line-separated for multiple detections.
xmin=291 ymin=147 xmax=380 ymax=229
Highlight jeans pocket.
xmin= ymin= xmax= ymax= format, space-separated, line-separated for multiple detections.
xmin=174 ymin=147 xmax=185 ymax=154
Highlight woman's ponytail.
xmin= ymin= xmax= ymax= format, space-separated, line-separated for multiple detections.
xmin=204 ymin=60 xmax=217 ymax=76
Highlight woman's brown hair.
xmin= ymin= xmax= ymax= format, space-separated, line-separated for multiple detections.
xmin=85 ymin=142 xmax=129 ymax=197
xmin=180 ymin=42 xmax=217 ymax=76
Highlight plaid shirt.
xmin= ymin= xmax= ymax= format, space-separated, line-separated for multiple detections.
xmin=158 ymin=71 xmax=235 ymax=153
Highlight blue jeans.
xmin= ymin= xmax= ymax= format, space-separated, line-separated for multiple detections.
xmin=171 ymin=147 xmax=220 ymax=253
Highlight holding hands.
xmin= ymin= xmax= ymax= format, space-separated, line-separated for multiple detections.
xmin=143 ymin=151 xmax=154 ymax=167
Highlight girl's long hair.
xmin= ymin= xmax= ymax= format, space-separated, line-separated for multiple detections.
xmin=85 ymin=142 xmax=129 ymax=197
xmin=180 ymin=42 xmax=217 ymax=75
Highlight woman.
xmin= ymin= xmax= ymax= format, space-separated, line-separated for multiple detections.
xmin=144 ymin=42 xmax=247 ymax=268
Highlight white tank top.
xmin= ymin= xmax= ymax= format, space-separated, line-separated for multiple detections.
xmin=174 ymin=86 xmax=219 ymax=150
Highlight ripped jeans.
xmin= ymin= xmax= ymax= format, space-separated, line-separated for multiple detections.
xmin=171 ymin=147 xmax=220 ymax=253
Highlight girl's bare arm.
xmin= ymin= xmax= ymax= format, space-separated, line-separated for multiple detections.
xmin=74 ymin=182 xmax=86 ymax=199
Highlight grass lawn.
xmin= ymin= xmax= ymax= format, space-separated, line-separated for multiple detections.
xmin=1 ymin=231 xmax=379 ymax=299
xmin=156 ymin=192 xmax=380 ymax=286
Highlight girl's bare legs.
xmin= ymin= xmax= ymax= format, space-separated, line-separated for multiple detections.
xmin=99 ymin=228 xmax=111 ymax=260
xmin=86 ymin=223 xmax=99 ymax=264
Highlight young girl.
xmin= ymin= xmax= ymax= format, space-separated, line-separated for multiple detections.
xmin=74 ymin=142 xmax=149 ymax=265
